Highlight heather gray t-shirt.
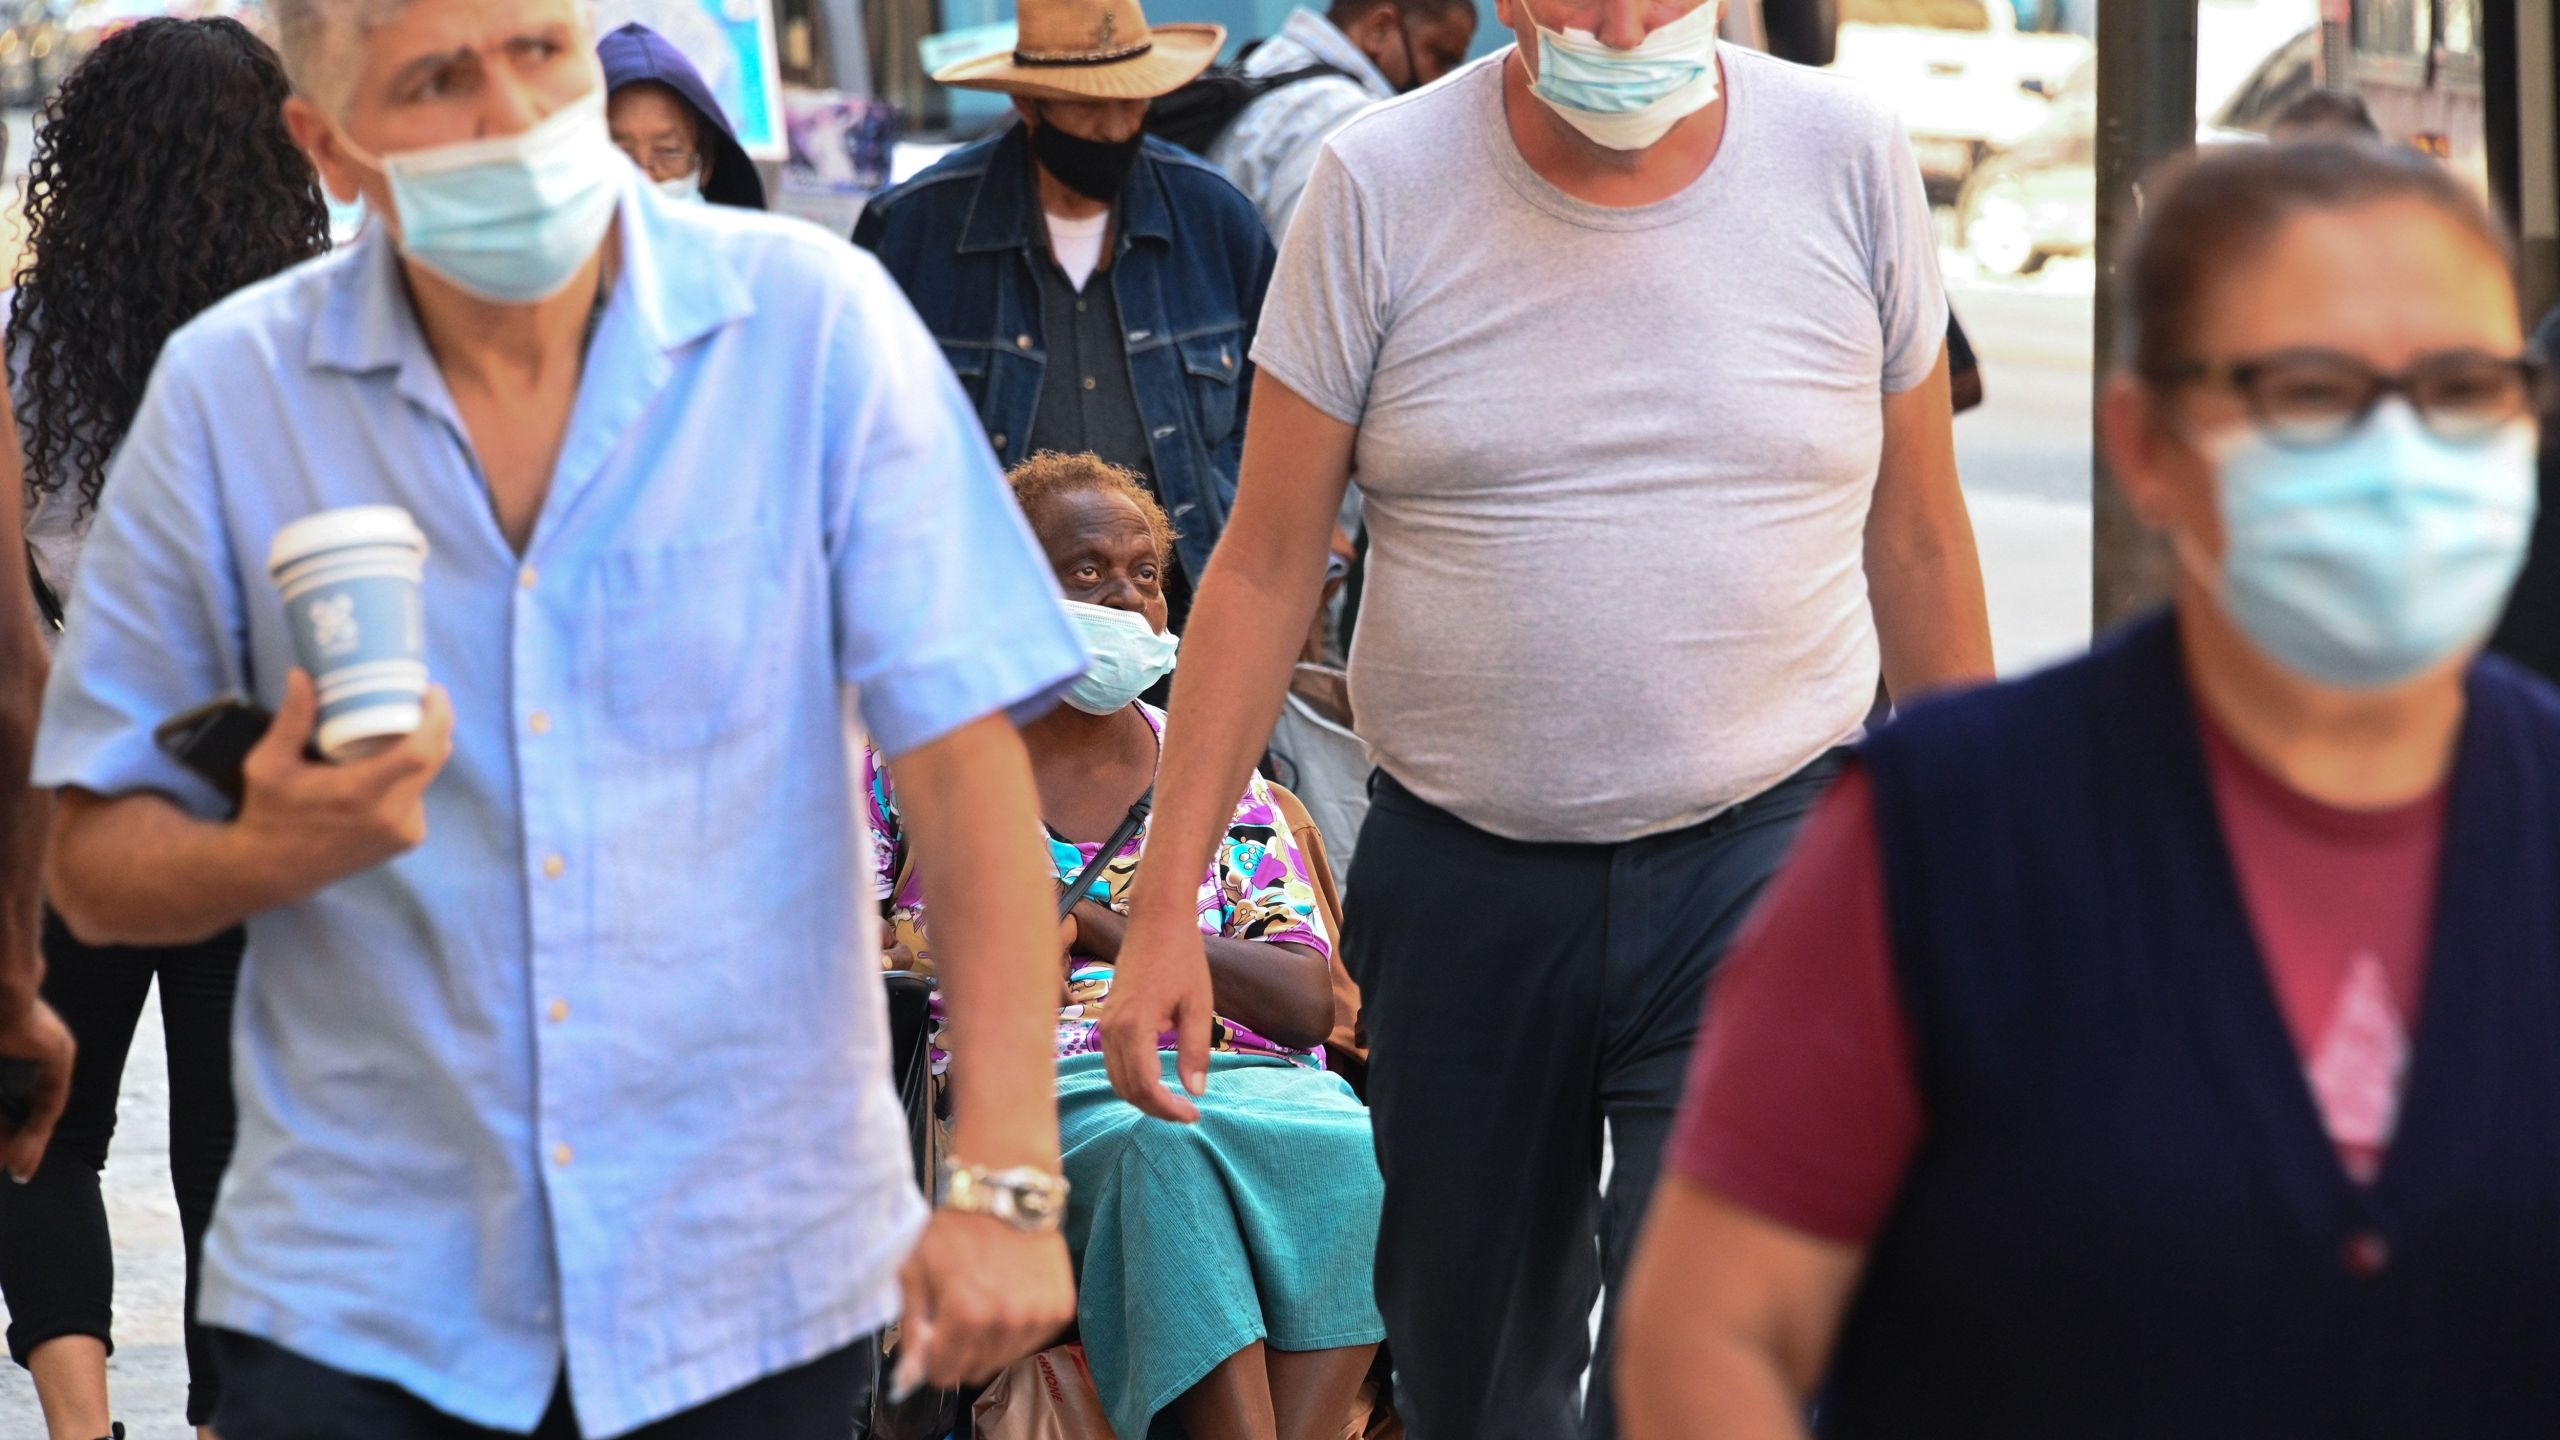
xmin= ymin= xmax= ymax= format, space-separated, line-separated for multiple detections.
xmin=1254 ymin=45 xmax=1947 ymax=844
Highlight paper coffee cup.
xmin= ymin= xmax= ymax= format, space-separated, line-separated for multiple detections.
xmin=267 ymin=505 xmax=430 ymax=761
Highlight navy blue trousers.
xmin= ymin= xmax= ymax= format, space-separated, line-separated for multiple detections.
xmin=1345 ymin=752 xmax=1844 ymax=1440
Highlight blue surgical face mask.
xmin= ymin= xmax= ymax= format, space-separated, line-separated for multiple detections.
xmin=327 ymin=192 xmax=368 ymax=242
xmin=2191 ymin=399 xmax=2539 ymax=690
xmin=1062 ymin=599 xmax=1180 ymax=714
xmin=655 ymin=170 xmax=706 ymax=205
xmin=350 ymin=86 xmax=623 ymax=304
xmin=1519 ymin=0 xmax=1723 ymax=151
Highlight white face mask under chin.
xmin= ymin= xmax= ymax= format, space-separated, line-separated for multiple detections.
xmin=1519 ymin=0 xmax=1725 ymax=151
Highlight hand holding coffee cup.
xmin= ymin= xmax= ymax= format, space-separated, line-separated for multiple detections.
xmin=232 ymin=668 xmax=456 ymax=905
xmin=267 ymin=505 xmax=431 ymax=761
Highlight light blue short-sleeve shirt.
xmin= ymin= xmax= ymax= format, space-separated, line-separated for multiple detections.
xmin=33 ymin=176 xmax=1086 ymax=1437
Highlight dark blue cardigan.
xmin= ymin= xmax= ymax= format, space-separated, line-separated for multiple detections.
xmin=1827 ymin=611 xmax=2560 ymax=1438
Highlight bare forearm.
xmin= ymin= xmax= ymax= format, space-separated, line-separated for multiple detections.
xmin=1619 ymin=1333 xmax=1814 ymax=1440
xmin=893 ymin=715 xmax=1066 ymax=1172
xmin=0 ymin=386 xmax=46 ymax=1013
xmin=1870 ymin=350 xmax=1996 ymax=703
xmin=0 ymin=645 xmax=44 ymax=1017
xmin=1202 ymin=938 xmax=1329 ymax=1048
xmin=48 ymin=791 xmax=295 ymax=946
xmin=1868 ymin=534 xmax=1994 ymax=702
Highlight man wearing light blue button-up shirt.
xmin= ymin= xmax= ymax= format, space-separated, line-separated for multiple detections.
xmin=32 ymin=1 xmax=1088 ymax=1435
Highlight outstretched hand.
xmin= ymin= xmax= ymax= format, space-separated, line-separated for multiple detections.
xmin=1095 ymin=910 xmax=1215 ymax=1124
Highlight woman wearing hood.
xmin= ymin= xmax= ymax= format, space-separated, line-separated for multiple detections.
xmin=599 ymin=22 xmax=767 ymax=208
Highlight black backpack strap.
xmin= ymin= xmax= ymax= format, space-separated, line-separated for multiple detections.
xmin=1260 ymin=61 xmax=1354 ymax=91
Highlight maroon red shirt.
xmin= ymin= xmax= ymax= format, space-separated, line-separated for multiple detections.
xmin=1669 ymin=705 xmax=2448 ymax=1246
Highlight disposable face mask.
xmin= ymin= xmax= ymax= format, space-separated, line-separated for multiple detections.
xmin=327 ymin=193 xmax=368 ymax=241
xmin=2188 ymin=400 xmax=2538 ymax=690
xmin=350 ymin=87 xmax=623 ymax=303
xmin=655 ymin=171 xmax=706 ymax=204
xmin=1519 ymin=0 xmax=1723 ymax=151
xmin=1062 ymin=599 xmax=1180 ymax=714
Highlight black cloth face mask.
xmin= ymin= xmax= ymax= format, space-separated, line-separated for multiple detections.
xmin=1030 ymin=111 xmax=1143 ymax=202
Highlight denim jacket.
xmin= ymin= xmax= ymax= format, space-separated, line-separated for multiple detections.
xmin=856 ymin=125 xmax=1277 ymax=580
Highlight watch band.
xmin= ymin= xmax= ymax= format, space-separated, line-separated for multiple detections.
xmin=938 ymin=1160 xmax=1071 ymax=1234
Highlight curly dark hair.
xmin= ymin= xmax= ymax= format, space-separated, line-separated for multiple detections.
xmin=11 ymin=16 xmax=330 ymax=517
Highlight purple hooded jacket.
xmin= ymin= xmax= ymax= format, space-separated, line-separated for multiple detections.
xmin=598 ymin=22 xmax=766 ymax=209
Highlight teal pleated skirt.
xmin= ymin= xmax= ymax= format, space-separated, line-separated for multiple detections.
xmin=1057 ymin=1050 xmax=1386 ymax=1440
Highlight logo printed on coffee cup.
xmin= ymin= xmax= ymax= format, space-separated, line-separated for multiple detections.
xmin=267 ymin=505 xmax=432 ymax=761
xmin=310 ymin=594 xmax=363 ymax=659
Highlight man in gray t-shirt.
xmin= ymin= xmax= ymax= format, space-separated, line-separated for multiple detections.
xmin=1101 ymin=5 xmax=1993 ymax=1436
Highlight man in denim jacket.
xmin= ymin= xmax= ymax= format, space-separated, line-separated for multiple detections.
xmin=856 ymin=0 xmax=1275 ymax=626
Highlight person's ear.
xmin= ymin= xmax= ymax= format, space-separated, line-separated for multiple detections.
xmin=1346 ymin=5 xmax=1398 ymax=52
xmin=2101 ymin=373 xmax=2210 ymax=540
xmin=284 ymin=94 xmax=368 ymax=206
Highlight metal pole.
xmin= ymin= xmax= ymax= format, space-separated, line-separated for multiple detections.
xmin=2505 ymin=0 xmax=2560 ymax=323
xmin=2091 ymin=0 xmax=2199 ymax=631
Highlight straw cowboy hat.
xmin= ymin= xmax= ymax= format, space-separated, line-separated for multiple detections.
xmin=933 ymin=0 xmax=1225 ymax=104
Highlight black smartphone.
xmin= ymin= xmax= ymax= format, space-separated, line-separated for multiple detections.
xmin=0 ymin=1056 xmax=39 ymax=1133
xmin=153 ymin=696 xmax=275 ymax=811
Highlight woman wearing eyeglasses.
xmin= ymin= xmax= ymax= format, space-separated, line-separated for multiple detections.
xmin=1615 ymin=139 xmax=2557 ymax=1438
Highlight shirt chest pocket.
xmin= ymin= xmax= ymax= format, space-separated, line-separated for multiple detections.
xmin=1178 ymin=329 xmax=1245 ymax=447
xmin=602 ymin=533 xmax=780 ymax=750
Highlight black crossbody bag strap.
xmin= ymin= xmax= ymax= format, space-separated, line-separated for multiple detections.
xmin=1058 ymin=788 xmax=1154 ymax=921
xmin=884 ymin=787 xmax=1157 ymax=922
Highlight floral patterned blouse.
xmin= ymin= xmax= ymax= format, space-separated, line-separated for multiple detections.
xmin=866 ymin=705 xmax=1334 ymax=1072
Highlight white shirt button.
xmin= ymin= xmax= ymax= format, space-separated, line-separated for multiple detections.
xmin=529 ymin=711 xmax=552 ymax=736
xmin=518 ymin=565 xmax=538 ymax=590
xmin=542 ymin=854 xmax=566 ymax=880
xmin=552 ymin=1144 xmax=574 ymax=1168
xmin=548 ymin=999 xmax=570 ymax=1024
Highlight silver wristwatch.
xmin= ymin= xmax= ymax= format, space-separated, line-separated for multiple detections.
xmin=937 ymin=1160 xmax=1071 ymax=1233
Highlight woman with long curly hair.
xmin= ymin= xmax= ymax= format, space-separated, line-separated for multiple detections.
xmin=0 ymin=18 xmax=328 ymax=1440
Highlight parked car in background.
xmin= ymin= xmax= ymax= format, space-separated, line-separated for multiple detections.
xmin=1951 ymin=51 xmax=2092 ymax=276
xmin=1827 ymin=0 xmax=2090 ymax=193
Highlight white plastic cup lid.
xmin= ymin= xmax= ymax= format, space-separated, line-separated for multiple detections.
xmin=267 ymin=505 xmax=427 ymax=578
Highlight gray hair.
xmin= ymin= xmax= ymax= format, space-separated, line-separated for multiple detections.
xmin=267 ymin=0 xmax=413 ymax=107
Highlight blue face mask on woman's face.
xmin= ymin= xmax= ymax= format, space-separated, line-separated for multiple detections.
xmin=347 ymin=86 xmax=624 ymax=303
xmin=2193 ymin=399 xmax=2538 ymax=691
xmin=1061 ymin=599 xmax=1180 ymax=714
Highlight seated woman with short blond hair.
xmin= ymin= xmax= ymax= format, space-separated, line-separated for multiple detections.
xmin=866 ymin=452 xmax=1384 ymax=1440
